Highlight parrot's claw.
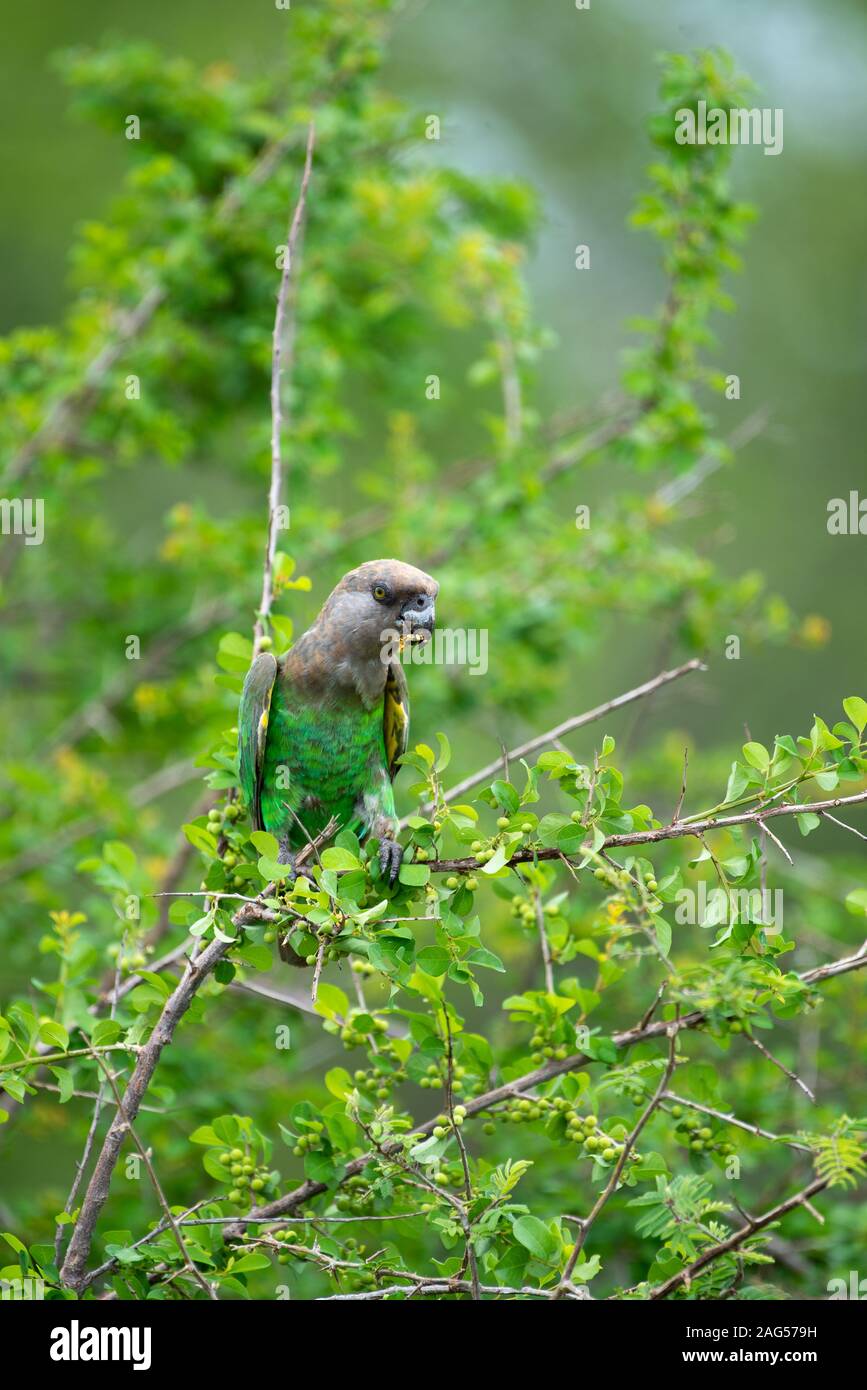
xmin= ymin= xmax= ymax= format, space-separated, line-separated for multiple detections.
xmin=379 ymin=838 xmax=404 ymax=886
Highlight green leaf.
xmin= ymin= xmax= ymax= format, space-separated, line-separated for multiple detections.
xmin=250 ymin=831 xmax=280 ymax=859
xmin=845 ymin=889 xmax=867 ymax=917
xmin=189 ymin=1125 xmax=223 ymax=1147
xmin=465 ymin=947 xmax=505 ymax=972
xmin=571 ymin=1254 xmax=602 ymax=1282
xmin=38 ymin=1021 xmax=69 ymax=1050
xmin=202 ymin=1150 xmax=231 ymax=1184
xmin=491 ymin=779 xmax=520 ymax=813
xmin=182 ymin=823 xmax=219 ymax=855
xmin=325 ymin=1067 xmax=353 ymax=1099
xmin=434 ymin=731 xmax=452 ymax=772
xmin=723 ymin=761 xmax=751 ymax=804
xmin=398 ymin=862 xmax=430 ymax=886
xmin=511 ymin=1215 xmax=559 ymax=1262
xmin=51 ymin=1066 xmax=75 ymax=1104
xmin=313 ymin=983 xmax=349 ymax=1022
xmin=843 ymin=697 xmax=867 ymax=736
xmin=231 ymin=1252 xmax=272 ymax=1273
xmin=417 ymin=946 xmax=450 ymax=977
xmin=742 ymin=742 xmax=770 ymax=774
xmin=654 ymin=918 xmax=672 ymax=958
xmin=91 ymin=1019 xmax=122 ymax=1048
xmin=217 ymin=631 xmax=254 ymax=674
xmin=482 ymin=844 xmax=510 ymax=874
xmin=103 ymin=841 xmax=137 ymax=880
xmin=235 ymin=943 xmax=272 ymax=972
xmin=321 ymin=847 xmax=361 ymax=871
xmin=257 ymin=856 xmax=294 ymax=881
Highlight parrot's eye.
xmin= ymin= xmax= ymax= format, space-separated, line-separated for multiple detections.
xmin=372 ymin=585 xmax=389 ymax=602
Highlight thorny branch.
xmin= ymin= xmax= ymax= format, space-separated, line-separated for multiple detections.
xmin=426 ymin=789 xmax=867 ymax=874
xmin=230 ymin=940 xmax=867 ymax=1234
xmin=56 ymin=141 xmax=319 ymax=1291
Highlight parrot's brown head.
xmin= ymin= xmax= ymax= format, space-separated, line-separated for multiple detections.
xmin=324 ymin=558 xmax=438 ymax=652
xmin=290 ymin=559 xmax=438 ymax=705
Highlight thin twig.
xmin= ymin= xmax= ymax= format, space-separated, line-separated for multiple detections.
xmin=253 ymin=120 xmax=315 ymax=656
xmin=230 ymin=938 xmax=867 ymax=1232
xmin=747 ymin=1033 xmax=815 ymax=1104
xmin=671 ymin=747 xmax=689 ymax=824
xmin=660 ymin=1091 xmax=811 ymax=1153
xmin=553 ymin=1020 xmax=679 ymax=1297
xmin=93 ymin=1056 xmax=217 ymax=1300
xmin=433 ymin=659 xmax=705 ymax=808
xmin=645 ymin=1165 xmax=844 ymax=1300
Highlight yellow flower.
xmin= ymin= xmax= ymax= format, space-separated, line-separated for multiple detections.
xmin=800 ymin=614 xmax=831 ymax=647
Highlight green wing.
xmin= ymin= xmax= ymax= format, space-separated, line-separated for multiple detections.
xmin=383 ymin=660 xmax=409 ymax=781
xmin=238 ymin=652 xmax=279 ymax=831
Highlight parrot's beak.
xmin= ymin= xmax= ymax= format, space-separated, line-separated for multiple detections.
xmin=399 ymin=596 xmax=435 ymax=643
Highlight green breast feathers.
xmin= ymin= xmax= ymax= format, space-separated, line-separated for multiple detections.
xmin=238 ymin=651 xmax=409 ymax=849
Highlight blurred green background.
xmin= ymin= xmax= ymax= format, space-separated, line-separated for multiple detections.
xmin=2 ymin=0 xmax=865 ymax=743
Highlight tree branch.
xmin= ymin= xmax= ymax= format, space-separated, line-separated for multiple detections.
xmin=645 ymin=1168 xmax=838 ymax=1300
xmin=230 ymin=940 xmax=867 ymax=1233
xmin=426 ymin=789 xmax=867 ymax=873
xmin=253 ymin=121 xmax=315 ymax=655
xmin=433 ymin=658 xmax=705 ymax=809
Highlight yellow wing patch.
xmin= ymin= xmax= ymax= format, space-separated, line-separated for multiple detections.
xmin=257 ymin=709 xmax=269 ymax=759
xmin=383 ymin=664 xmax=409 ymax=780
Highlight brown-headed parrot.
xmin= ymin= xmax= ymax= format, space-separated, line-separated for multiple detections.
xmin=238 ymin=559 xmax=438 ymax=961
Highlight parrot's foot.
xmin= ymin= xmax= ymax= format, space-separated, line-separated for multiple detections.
xmin=275 ymin=842 xmax=308 ymax=968
xmin=378 ymin=837 xmax=404 ymax=886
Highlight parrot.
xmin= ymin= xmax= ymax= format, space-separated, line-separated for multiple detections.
xmin=238 ymin=559 xmax=438 ymax=963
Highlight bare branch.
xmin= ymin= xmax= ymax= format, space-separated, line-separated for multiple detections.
xmin=253 ymin=120 xmax=315 ymax=655
xmin=661 ymin=1091 xmax=811 ymax=1153
xmin=747 ymin=1033 xmax=815 ymax=1104
xmin=433 ymin=658 xmax=705 ymax=809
